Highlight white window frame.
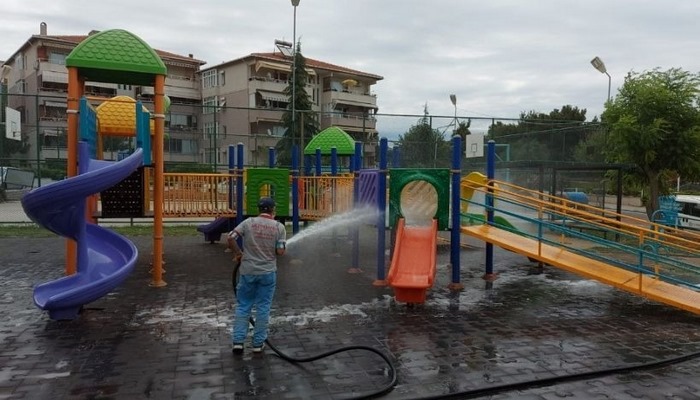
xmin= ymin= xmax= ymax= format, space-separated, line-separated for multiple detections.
xmin=202 ymin=69 xmax=218 ymax=88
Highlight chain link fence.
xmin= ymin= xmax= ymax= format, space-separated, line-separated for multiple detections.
xmin=1 ymin=91 xmax=620 ymax=222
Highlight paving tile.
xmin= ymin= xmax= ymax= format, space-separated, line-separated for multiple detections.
xmin=0 ymin=231 xmax=699 ymax=399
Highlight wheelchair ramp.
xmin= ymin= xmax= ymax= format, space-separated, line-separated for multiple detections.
xmin=462 ymin=224 xmax=700 ymax=315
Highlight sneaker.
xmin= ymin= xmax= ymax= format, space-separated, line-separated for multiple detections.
xmin=224 ymin=248 xmax=232 ymax=253
xmin=252 ymin=343 xmax=265 ymax=353
xmin=231 ymin=343 xmax=244 ymax=354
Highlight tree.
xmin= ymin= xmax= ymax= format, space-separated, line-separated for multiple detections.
xmin=396 ymin=104 xmax=451 ymax=168
xmin=454 ymin=120 xmax=472 ymax=156
xmin=572 ymin=116 xmax=607 ymax=163
xmin=602 ymin=68 xmax=700 ymax=218
xmin=488 ymin=105 xmax=589 ymax=162
xmin=275 ymin=42 xmax=320 ymax=166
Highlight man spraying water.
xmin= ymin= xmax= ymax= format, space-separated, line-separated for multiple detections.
xmin=227 ymin=197 xmax=286 ymax=354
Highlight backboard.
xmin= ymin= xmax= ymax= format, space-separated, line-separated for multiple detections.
xmin=465 ymin=132 xmax=484 ymax=158
xmin=4 ymin=107 xmax=20 ymax=141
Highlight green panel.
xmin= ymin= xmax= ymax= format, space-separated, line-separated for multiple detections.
xmin=66 ymin=29 xmax=167 ymax=85
xmin=389 ymin=169 xmax=450 ymax=229
xmin=304 ymin=126 xmax=356 ymax=155
xmin=245 ymin=168 xmax=290 ymax=217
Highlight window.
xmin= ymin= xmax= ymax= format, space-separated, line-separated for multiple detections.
xmin=14 ymin=80 xmax=26 ymax=94
xmin=15 ymin=54 xmax=26 ymax=70
xmin=202 ymin=69 xmax=219 ymax=88
xmin=270 ymin=126 xmax=285 ymax=137
xmin=204 ymin=122 xmax=219 ymax=137
xmin=202 ymin=96 xmax=218 ymax=114
xmin=48 ymin=52 xmax=67 ymax=65
xmin=165 ymin=138 xmax=198 ymax=154
xmin=182 ymin=139 xmax=197 ymax=154
xmin=165 ymin=113 xmax=196 ymax=130
xmin=219 ymin=71 xmax=225 ymax=86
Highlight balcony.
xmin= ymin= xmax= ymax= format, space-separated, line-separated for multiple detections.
xmin=321 ymin=112 xmax=377 ymax=131
xmin=142 ymin=84 xmax=200 ymax=100
xmin=322 ymin=89 xmax=377 ymax=110
xmin=248 ymin=76 xmax=288 ymax=93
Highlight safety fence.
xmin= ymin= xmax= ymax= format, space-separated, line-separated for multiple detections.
xmin=460 ymin=178 xmax=700 ymax=292
xmin=143 ymin=170 xmax=355 ymax=220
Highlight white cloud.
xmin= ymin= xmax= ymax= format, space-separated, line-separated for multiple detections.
xmin=3 ymin=0 xmax=700 ymax=137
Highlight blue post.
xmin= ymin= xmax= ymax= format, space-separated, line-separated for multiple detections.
xmin=315 ymin=149 xmax=322 ymax=176
xmin=292 ymin=145 xmax=300 ymax=233
xmin=350 ymin=141 xmax=362 ymax=272
xmin=485 ymin=140 xmax=496 ymax=279
xmin=228 ymin=145 xmax=235 ymax=211
xmin=268 ymin=147 xmax=275 ymax=168
xmin=376 ymin=138 xmax=388 ymax=284
xmin=450 ymin=135 xmax=463 ymax=290
xmin=235 ymin=143 xmax=244 ymax=227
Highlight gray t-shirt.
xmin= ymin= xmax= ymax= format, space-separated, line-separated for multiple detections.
xmin=229 ymin=214 xmax=286 ymax=275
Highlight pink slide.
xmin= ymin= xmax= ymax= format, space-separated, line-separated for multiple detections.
xmin=387 ymin=218 xmax=438 ymax=303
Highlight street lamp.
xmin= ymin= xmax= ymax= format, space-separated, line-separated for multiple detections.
xmin=449 ymin=94 xmax=457 ymax=135
xmin=590 ymin=56 xmax=611 ymax=102
xmin=291 ymin=0 xmax=300 ymax=152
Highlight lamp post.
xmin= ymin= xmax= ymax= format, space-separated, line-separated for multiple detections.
xmin=590 ymin=56 xmax=611 ymax=102
xmin=449 ymin=94 xmax=457 ymax=135
xmin=291 ymin=0 xmax=300 ymax=152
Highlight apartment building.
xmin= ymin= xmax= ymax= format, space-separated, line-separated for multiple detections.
xmin=1 ymin=24 xmax=383 ymax=168
xmin=1 ymin=23 xmax=205 ymax=164
xmin=199 ymin=43 xmax=383 ymax=167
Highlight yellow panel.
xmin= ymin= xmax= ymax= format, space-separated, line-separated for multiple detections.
xmin=96 ymin=95 xmax=155 ymax=136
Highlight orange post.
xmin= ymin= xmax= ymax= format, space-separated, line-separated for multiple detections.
xmin=64 ymin=67 xmax=81 ymax=275
xmin=150 ymin=74 xmax=166 ymax=287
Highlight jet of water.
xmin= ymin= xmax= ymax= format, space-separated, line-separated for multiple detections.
xmin=286 ymin=205 xmax=378 ymax=248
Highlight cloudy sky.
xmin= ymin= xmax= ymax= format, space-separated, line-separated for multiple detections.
xmin=3 ymin=0 xmax=700 ymax=136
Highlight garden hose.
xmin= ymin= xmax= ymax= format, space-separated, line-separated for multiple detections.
xmin=232 ymin=261 xmax=700 ymax=399
xmin=232 ymin=259 xmax=398 ymax=400
xmin=414 ymin=346 xmax=700 ymax=399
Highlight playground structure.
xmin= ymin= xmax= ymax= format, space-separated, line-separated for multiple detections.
xmin=18 ymin=28 xmax=700 ymax=320
xmin=20 ymin=29 xmax=167 ymax=319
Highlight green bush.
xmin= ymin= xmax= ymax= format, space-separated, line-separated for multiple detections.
xmin=165 ymin=163 xmax=214 ymax=173
xmin=39 ymin=167 xmax=67 ymax=180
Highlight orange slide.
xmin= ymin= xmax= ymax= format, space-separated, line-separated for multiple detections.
xmin=387 ymin=218 xmax=438 ymax=303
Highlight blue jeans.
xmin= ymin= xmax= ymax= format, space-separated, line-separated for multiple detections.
xmin=232 ymin=272 xmax=276 ymax=346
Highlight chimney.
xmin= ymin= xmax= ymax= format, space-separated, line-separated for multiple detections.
xmin=40 ymin=22 xmax=47 ymax=36
xmin=189 ymin=54 xmax=193 ymax=58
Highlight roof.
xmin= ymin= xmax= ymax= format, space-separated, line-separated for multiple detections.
xmin=53 ymin=35 xmax=205 ymax=65
xmin=66 ymin=29 xmax=167 ymax=85
xmin=203 ymin=52 xmax=383 ymax=81
xmin=2 ymin=33 xmax=205 ymax=67
xmin=304 ymin=126 xmax=356 ymax=155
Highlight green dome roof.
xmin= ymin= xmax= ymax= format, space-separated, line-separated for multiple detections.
xmin=304 ymin=126 xmax=356 ymax=155
xmin=66 ymin=29 xmax=166 ymax=85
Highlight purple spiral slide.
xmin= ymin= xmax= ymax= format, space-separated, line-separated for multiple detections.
xmin=21 ymin=143 xmax=143 ymax=320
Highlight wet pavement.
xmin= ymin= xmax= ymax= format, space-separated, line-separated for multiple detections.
xmin=1 ymin=225 xmax=700 ymax=399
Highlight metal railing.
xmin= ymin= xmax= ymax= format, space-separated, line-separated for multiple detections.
xmin=143 ymin=169 xmax=238 ymax=218
xmin=461 ymin=178 xmax=700 ymax=290
xmin=140 ymin=170 xmax=355 ymax=220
